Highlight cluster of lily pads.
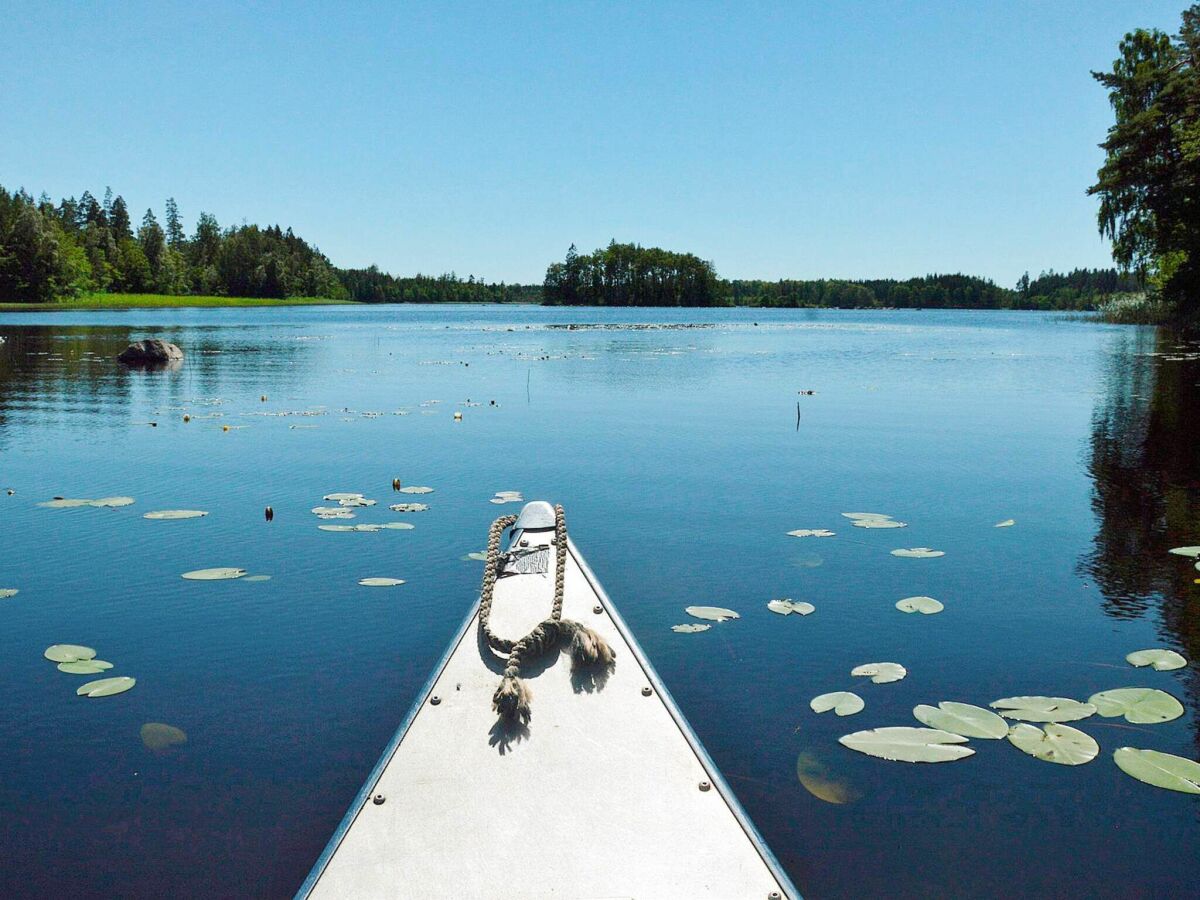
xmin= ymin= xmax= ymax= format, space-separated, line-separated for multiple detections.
xmin=39 ymin=496 xmax=135 ymax=509
xmin=43 ymin=644 xmax=135 ymax=697
xmin=489 ymin=491 xmax=523 ymax=505
xmin=314 ymin=491 xmax=418 ymax=533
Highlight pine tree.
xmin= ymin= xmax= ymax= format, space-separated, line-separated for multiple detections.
xmin=164 ymin=197 xmax=185 ymax=248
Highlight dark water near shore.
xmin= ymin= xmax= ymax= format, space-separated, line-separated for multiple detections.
xmin=0 ymin=305 xmax=1197 ymax=898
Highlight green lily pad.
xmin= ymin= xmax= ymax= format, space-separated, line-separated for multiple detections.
xmin=89 ymin=497 xmax=135 ymax=508
xmin=796 ymin=751 xmax=861 ymax=804
xmin=989 ymin=696 xmax=1096 ymax=723
xmin=810 ymin=691 xmax=864 ymax=716
xmin=891 ymin=547 xmax=945 ymax=558
xmin=181 ymin=567 xmax=247 ymax=580
xmin=324 ymin=492 xmax=364 ymax=501
xmin=913 ymin=702 xmax=1008 ymax=738
xmin=379 ymin=522 xmax=414 ymax=530
xmin=838 ymin=727 xmax=974 ymax=763
xmin=318 ymin=524 xmax=357 ymax=532
xmin=1167 ymin=546 xmax=1200 ymax=558
xmin=1007 ymin=723 xmax=1098 ymax=765
xmin=671 ymin=623 xmax=711 ymax=633
xmin=76 ymin=676 xmax=136 ymax=697
xmin=851 ymin=662 xmax=907 ymax=684
xmin=354 ymin=524 xmax=383 ymax=532
xmin=398 ymin=486 xmax=434 ymax=494
xmin=0 ymin=588 xmax=17 ymax=599
xmin=767 ymin=598 xmax=815 ymax=616
xmin=311 ymin=506 xmax=354 ymax=517
xmin=995 ymin=519 xmax=1016 ymax=527
xmin=1126 ymin=648 xmax=1188 ymax=671
xmin=685 ymin=606 xmax=740 ymax=622
xmin=359 ymin=577 xmax=406 ymax=587
xmin=896 ymin=596 xmax=944 ymax=614
xmin=1113 ymin=747 xmax=1200 ymax=794
xmin=787 ymin=529 xmax=835 ymax=538
xmin=143 ymin=510 xmax=207 ymax=520
xmin=1088 ymin=688 xmax=1184 ymax=724
xmin=339 ymin=497 xmax=377 ymax=507
xmin=57 ymin=659 xmax=114 ymax=674
xmin=141 ymin=722 xmax=188 ymax=751
xmin=853 ymin=519 xmax=907 ymax=529
xmin=841 ymin=512 xmax=893 ymax=521
xmin=390 ymin=503 xmax=429 ymax=512
xmin=39 ymin=498 xmax=94 ymax=508
xmin=44 ymin=644 xmax=97 ymax=663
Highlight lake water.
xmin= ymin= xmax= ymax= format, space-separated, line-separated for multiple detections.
xmin=0 ymin=305 xmax=1196 ymax=898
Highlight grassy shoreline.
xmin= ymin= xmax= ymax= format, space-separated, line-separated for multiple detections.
xmin=0 ymin=293 xmax=358 ymax=311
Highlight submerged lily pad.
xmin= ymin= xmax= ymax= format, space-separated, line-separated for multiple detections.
xmin=242 ymin=574 xmax=272 ymax=582
xmin=141 ymin=722 xmax=188 ymax=751
xmin=995 ymin=519 xmax=1016 ymax=527
xmin=57 ymin=659 xmax=114 ymax=674
xmin=1007 ymin=723 xmax=1098 ymax=765
xmin=891 ymin=548 xmax=945 ymax=558
xmin=913 ymin=702 xmax=1008 ymax=738
xmin=390 ymin=503 xmax=429 ymax=512
xmin=76 ymin=676 xmax=135 ymax=697
xmin=838 ymin=727 xmax=973 ymax=763
xmin=0 ymin=588 xmax=17 ymax=599
xmin=398 ymin=486 xmax=434 ymax=494
xmin=359 ymin=577 xmax=406 ymax=587
xmin=989 ymin=696 xmax=1096 ymax=723
xmin=1113 ymin=747 xmax=1200 ymax=794
xmin=796 ymin=751 xmax=861 ymax=804
xmin=1167 ymin=546 xmax=1200 ymax=558
xmin=851 ymin=662 xmax=907 ymax=684
xmin=1088 ymin=688 xmax=1184 ymax=724
xmin=464 ymin=552 xmax=488 ymax=561
xmin=767 ymin=598 xmax=815 ymax=616
xmin=684 ymin=606 xmax=740 ymax=622
xmin=44 ymin=644 xmax=97 ymax=663
xmin=181 ymin=567 xmax=247 ymax=580
xmin=671 ymin=623 xmax=711 ymax=633
xmin=810 ymin=691 xmax=865 ymax=716
xmin=143 ymin=509 xmax=208 ymax=520
xmin=787 ymin=529 xmax=835 ymax=538
xmin=1126 ymin=648 xmax=1188 ymax=671
xmin=896 ymin=596 xmax=944 ymax=614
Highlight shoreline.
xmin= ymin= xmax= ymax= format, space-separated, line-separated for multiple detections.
xmin=0 ymin=294 xmax=360 ymax=311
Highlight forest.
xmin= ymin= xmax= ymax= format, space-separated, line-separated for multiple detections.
xmin=0 ymin=181 xmax=1141 ymax=311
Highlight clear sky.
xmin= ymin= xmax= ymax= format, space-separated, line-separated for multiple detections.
xmin=0 ymin=1 xmax=1187 ymax=286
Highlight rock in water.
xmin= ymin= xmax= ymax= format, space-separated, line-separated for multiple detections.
xmin=117 ymin=339 xmax=184 ymax=367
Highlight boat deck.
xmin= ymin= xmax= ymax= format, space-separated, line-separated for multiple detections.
xmin=299 ymin=516 xmax=796 ymax=899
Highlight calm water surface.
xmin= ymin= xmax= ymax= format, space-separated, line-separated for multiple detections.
xmin=0 ymin=306 xmax=1197 ymax=898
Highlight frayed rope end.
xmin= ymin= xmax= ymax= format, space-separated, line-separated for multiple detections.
xmin=492 ymin=671 xmax=533 ymax=724
xmin=565 ymin=621 xmax=616 ymax=669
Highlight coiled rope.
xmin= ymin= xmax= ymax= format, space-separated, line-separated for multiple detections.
xmin=479 ymin=504 xmax=615 ymax=724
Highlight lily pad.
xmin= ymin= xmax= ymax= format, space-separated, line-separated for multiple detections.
xmin=671 ymin=623 xmax=711 ymax=633
xmin=1088 ymin=687 xmax=1184 ymax=724
xmin=989 ymin=696 xmax=1096 ymax=723
xmin=684 ymin=606 xmax=740 ymax=622
xmin=796 ymin=751 xmax=861 ymax=804
xmin=838 ymin=727 xmax=974 ymax=763
xmin=810 ymin=691 xmax=865 ymax=716
xmin=76 ymin=676 xmax=136 ymax=697
xmin=891 ymin=547 xmax=945 ymax=558
xmin=787 ymin=529 xmax=835 ymax=538
xmin=851 ymin=662 xmax=907 ymax=684
xmin=896 ymin=596 xmax=944 ymax=614
xmin=1007 ymin=723 xmax=1098 ymax=765
xmin=390 ymin=503 xmax=429 ymax=512
xmin=39 ymin=498 xmax=94 ymax=508
xmin=242 ymin=575 xmax=272 ymax=582
xmin=1167 ymin=546 xmax=1200 ymax=558
xmin=398 ymin=486 xmax=434 ymax=494
xmin=841 ymin=512 xmax=893 ymax=521
xmin=1126 ymin=648 xmax=1188 ymax=671
xmin=0 ymin=588 xmax=17 ymax=599
xmin=318 ymin=524 xmax=357 ymax=532
xmin=323 ymin=492 xmax=364 ymax=501
xmin=89 ymin=497 xmax=135 ymax=508
xmin=57 ymin=659 xmax=114 ymax=674
xmin=141 ymin=722 xmax=188 ymax=751
xmin=143 ymin=510 xmax=208 ymax=520
xmin=995 ymin=519 xmax=1016 ymax=527
xmin=311 ymin=506 xmax=354 ymax=516
xmin=359 ymin=577 xmax=406 ymax=587
xmin=768 ymin=598 xmax=815 ymax=616
xmin=913 ymin=702 xmax=1008 ymax=738
xmin=339 ymin=497 xmax=377 ymax=507
xmin=853 ymin=519 xmax=907 ymax=529
xmin=464 ymin=552 xmax=488 ymax=561
xmin=181 ymin=567 xmax=247 ymax=580
xmin=1113 ymin=747 xmax=1200 ymax=794
xmin=379 ymin=522 xmax=415 ymax=530
xmin=44 ymin=644 xmax=97 ymax=663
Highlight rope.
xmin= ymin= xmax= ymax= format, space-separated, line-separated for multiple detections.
xmin=479 ymin=504 xmax=615 ymax=724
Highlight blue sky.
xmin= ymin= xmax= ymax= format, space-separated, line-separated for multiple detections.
xmin=0 ymin=1 xmax=1185 ymax=285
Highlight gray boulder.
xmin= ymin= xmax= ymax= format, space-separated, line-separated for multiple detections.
xmin=117 ymin=339 xmax=184 ymax=367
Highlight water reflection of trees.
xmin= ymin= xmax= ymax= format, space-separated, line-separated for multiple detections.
xmin=1083 ymin=326 xmax=1200 ymax=737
